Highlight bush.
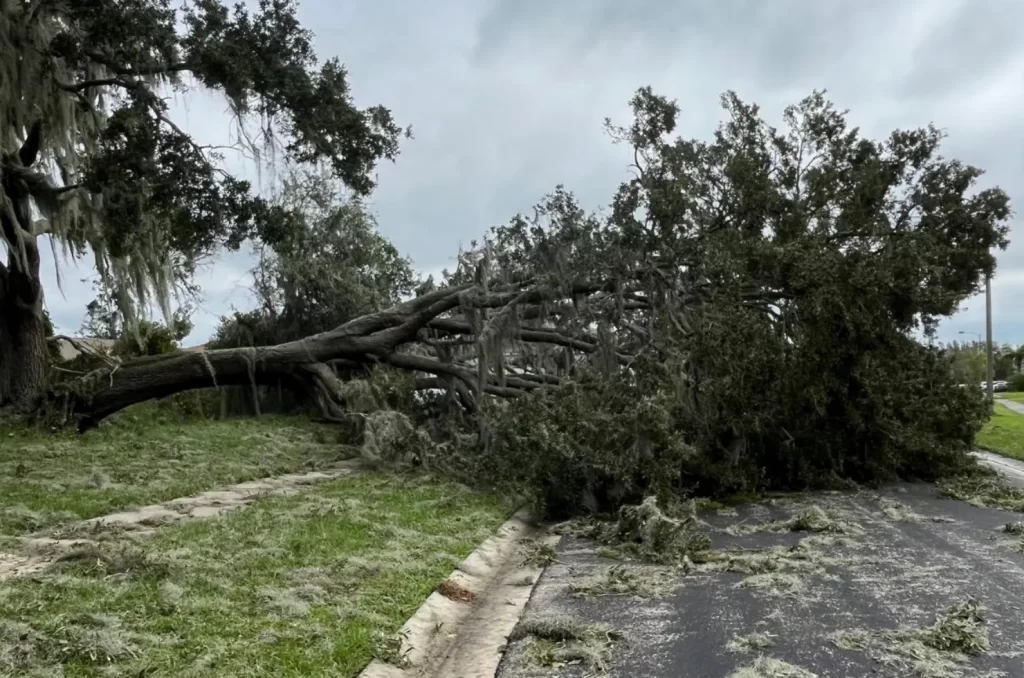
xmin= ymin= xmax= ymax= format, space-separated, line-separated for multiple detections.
xmin=1009 ymin=374 xmax=1024 ymax=392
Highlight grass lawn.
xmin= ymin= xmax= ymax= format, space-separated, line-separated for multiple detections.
xmin=0 ymin=406 xmax=348 ymax=536
xmin=0 ymin=472 xmax=512 ymax=677
xmin=977 ymin=402 xmax=1024 ymax=461
xmin=999 ymin=392 xmax=1024 ymax=403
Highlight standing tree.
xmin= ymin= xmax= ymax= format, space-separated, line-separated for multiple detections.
xmin=0 ymin=0 xmax=404 ymax=407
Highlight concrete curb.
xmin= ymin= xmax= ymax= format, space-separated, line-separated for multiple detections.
xmin=358 ymin=508 xmax=559 ymax=678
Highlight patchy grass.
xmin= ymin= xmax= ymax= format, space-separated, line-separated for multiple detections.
xmin=0 ymin=472 xmax=512 ymax=677
xmin=0 ymin=410 xmax=348 ymax=536
xmin=997 ymin=393 xmax=1024 ymax=403
xmin=976 ymin=403 xmax=1024 ymax=461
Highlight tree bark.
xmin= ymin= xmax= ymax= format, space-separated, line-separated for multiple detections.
xmin=41 ymin=280 xmax=639 ymax=431
xmin=0 ymin=245 xmax=48 ymax=408
xmin=1 ymin=120 xmax=49 ymax=409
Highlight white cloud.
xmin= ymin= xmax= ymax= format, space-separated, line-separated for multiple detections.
xmin=35 ymin=0 xmax=1024 ymax=348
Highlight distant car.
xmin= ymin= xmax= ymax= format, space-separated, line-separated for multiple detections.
xmin=995 ymin=380 xmax=1009 ymax=393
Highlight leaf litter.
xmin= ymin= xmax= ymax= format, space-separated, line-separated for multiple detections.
xmin=828 ymin=598 xmax=991 ymax=678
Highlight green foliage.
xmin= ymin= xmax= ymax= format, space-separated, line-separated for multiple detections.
xmin=113 ymin=317 xmax=191 ymax=358
xmin=946 ymin=341 xmax=1019 ymax=384
xmin=433 ymin=87 xmax=1010 ymax=515
xmin=209 ymin=165 xmax=415 ymax=349
xmin=1010 ymin=374 xmax=1024 ymax=392
xmin=0 ymin=0 xmax=403 ymax=403
xmin=466 ymin=372 xmax=698 ymax=518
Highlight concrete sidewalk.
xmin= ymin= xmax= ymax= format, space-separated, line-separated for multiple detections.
xmin=996 ymin=396 xmax=1024 ymax=416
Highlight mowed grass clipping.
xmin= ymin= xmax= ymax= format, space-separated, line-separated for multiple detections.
xmin=0 ymin=407 xmax=347 ymax=536
xmin=0 ymin=472 xmax=513 ymax=677
xmin=977 ymin=403 xmax=1024 ymax=461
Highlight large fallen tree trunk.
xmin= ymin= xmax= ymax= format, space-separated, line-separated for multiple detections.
xmin=44 ymin=278 xmax=646 ymax=431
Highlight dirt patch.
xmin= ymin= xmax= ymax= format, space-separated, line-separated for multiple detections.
xmin=437 ymin=579 xmax=476 ymax=602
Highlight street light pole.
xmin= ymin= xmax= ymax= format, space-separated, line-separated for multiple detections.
xmin=986 ymin=274 xmax=994 ymax=412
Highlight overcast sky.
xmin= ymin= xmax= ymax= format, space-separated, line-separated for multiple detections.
xmin=39 ymin=0 xmax=1024 ymax=347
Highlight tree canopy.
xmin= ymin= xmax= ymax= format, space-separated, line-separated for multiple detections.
xmin=40 ymin=85 xmax=1011 ymax=516
xmin=209 ymin=164 xmax=416 ymax=351
xmin=0 ymin=0 xmax=404 ymax=405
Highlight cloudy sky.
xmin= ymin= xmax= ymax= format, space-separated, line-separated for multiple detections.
xmin=39 ymin=0 xmax=1024 ymax=347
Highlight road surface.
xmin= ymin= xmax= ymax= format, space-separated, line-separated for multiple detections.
xmin=497 ymin=481 xmax=1024 ymax=677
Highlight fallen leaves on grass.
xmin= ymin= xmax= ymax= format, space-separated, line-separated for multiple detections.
xmin=0 ymin=413 xmax=348 ymax=537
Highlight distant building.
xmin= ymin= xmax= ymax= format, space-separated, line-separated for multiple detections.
xmin=53 ymin=337 xmax=116 ymax=362
xmin=53 ymin=337 xmax=208 ymax=361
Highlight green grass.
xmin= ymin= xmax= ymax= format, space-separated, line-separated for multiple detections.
xmin=0 ymin=406 xmax=348 ymax=536
xmin=977 ymin=403 xmax=1024 ymax=461
xmin=0 ymin=472 xmax=512 ymax=677
xmin=998 ymin=392 xmax=1024 ymax=403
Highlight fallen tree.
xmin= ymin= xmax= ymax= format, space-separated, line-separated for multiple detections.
xmin=45 ymin=276 xmax=652 ymax=429
xmin=32 ymin=87 xmax=1014 ymax=515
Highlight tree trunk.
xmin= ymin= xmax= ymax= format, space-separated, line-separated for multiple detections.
xmin=41 ymin=281 xmax=618 ymax=431
xmin=0 ymin=245 xmax=48 ymax=408
xmin=1 ymin=120 xmax=49 ymax=409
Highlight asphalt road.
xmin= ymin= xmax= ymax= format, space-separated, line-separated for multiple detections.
xmin=497 ymin=483 xmax=1024 ymax=678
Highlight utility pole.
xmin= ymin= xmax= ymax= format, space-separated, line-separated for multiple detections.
xmin=986 ymin=274 xmax=994 ymax=412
